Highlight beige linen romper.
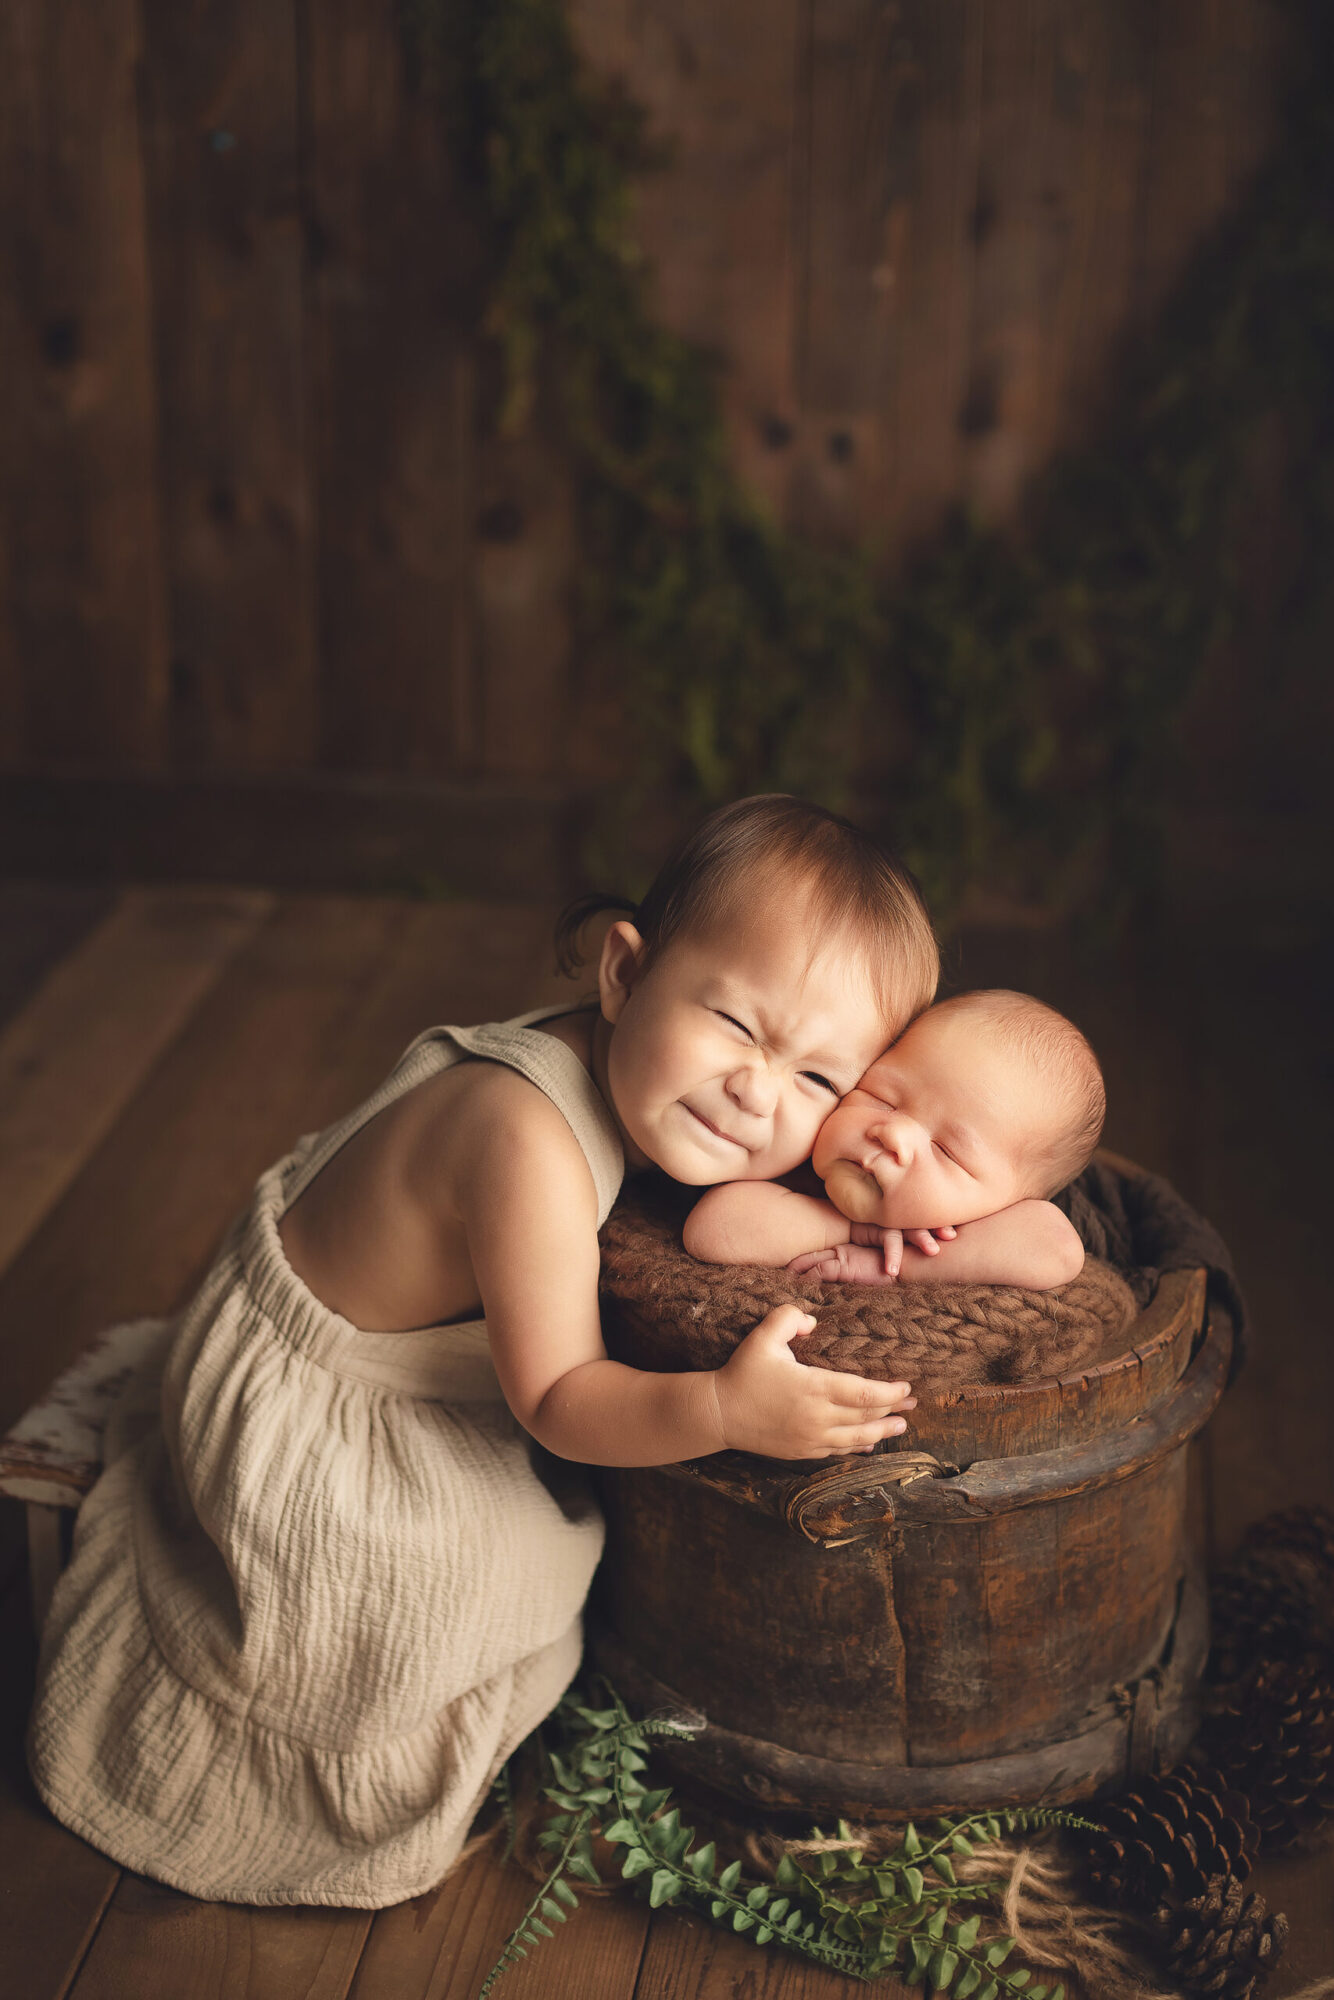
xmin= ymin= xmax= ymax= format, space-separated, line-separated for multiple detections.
xmin=27 ymin=1010 xmax=622 ymax=1908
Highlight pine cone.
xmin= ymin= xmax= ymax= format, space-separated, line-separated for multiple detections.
xmin=1203 ymin=1659 xmax=1334 ymax=1851
xmin=1208 ymin=1546 xmax=1332 ymax=1683
xmin=1241 ymin=1504 xmax=1334 ymax=1579
xmin=1151 ymin=1873 xmax=1287 ymax=1999
xmin=1080 ymin=1767 xmax=1258 ymax=1910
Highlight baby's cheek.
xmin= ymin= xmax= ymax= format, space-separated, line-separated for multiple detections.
xmin=811 ymin=1099 xmax=871 ymax=1178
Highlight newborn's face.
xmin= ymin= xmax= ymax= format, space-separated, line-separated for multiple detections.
xmin=812 ymin=1007 xmax=1051 ymax=1230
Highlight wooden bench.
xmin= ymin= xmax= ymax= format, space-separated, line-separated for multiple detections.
xmin=0 ymin=1318 xmax=166 ymax=1633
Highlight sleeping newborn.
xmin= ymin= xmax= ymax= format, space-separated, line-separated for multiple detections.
xmin=684 ymin=989 xmax=1103 ymax=1290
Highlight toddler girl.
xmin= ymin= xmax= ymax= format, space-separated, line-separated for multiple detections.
xmin=28 ymin=795 xmax=937 ymax=1909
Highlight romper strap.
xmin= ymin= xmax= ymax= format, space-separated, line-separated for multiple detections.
xmin=277 ymin=1005 xmax=622 ymax=1226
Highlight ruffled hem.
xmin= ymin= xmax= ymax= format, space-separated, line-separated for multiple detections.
xmin=30 ymin=1591 xmax=582 ymax=1908
xmin=29 ymin=1439 xmax=587 ymax=1906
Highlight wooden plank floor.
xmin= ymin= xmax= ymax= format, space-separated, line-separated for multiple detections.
xmin=0 ymin=883 xmax=1329 ymax=1999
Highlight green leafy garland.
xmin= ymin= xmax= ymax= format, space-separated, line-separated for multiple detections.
xmin=405 ymin=0 xmax=876 ymax=868
xmin=480 ymin=1682 xmax=1093 ymax=1995
xmin=405 ymin=0 xmax=1334 ymax=913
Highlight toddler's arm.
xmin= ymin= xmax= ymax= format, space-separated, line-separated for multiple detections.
xmin=456 ymin=1072 xmax=914 ymax=1466
xmin=791 ymin=1200 xmax=1084 ymax=1291
xmin=683 ymin=1180 xmax=852 ymax=1267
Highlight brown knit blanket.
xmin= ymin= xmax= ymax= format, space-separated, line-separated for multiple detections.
xmin=599 ymin=1178 xmax=1138 ymax=1393
xmin=1055 ymin=1152 xmax=1247 ymax=1379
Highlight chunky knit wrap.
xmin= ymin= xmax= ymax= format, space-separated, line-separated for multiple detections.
xmin=599 ymin=1178 xmax=1139 ymax=1393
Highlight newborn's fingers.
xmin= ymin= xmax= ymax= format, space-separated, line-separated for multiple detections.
xmin=904 ymin=1228 xmax=940 ymax=1256
xmin=800 ymin=1251 xmax=853 ymax=1283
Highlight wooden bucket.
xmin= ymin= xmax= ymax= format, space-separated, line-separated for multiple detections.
xmin=589 ymin=1267 xmax=1227 ymax=1821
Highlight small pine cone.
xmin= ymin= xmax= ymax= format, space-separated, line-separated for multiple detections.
xmin=1203 ymin=1658 xmax=1334 ymax=1851
xmin=1208 ymin=1547 xmax=1331 ymax=1683
xmin=1151 ymin=1872 xmax=1288 ymax=1999
xmin=1080 ymin=1767 xmax=1257 ymax=1910
xmin=1242 ymin=1504 xmax=1334 ymax=1580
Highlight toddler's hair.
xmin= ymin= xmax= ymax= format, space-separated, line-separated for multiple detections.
xmin=934 ymin=988 xmax=1106 ymax=1196
xmin=557 ymin=794 xmax=939 ymax=1036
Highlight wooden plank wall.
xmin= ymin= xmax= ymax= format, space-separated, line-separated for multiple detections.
xmin=0 ymin=0 xmax=1283 ymax=789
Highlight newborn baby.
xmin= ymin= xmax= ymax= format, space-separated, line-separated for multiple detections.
xmin=684 ymin=989 xmax=1101 ymax=1290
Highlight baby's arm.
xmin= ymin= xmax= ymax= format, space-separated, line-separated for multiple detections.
xmin=683 ymin=1180 xmax=852 ymax=1267
xmin=685 ymin=1181 xmax=952 ymax=1279
xmin=456 ymin=1073 xmax=914 ymax=1466
xmin=791 ymin=1201 xmax=1084 ymax=1291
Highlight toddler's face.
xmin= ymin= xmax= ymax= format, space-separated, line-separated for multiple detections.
xmin=812 ymin=1005 xmax=1049 ymax=1230
xmin=602 ymin=883 xmax=892 ymax=1186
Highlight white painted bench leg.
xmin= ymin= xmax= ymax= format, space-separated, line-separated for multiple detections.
xmin=26 ymin=1502 xmax=66 ymax=1638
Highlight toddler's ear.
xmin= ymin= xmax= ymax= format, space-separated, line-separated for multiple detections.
xmin=597 ymin=921 xmax=647 ymax=1024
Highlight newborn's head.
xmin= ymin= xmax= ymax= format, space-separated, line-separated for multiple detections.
xmin=811 ymin=990 xmax=1105 ymax=1231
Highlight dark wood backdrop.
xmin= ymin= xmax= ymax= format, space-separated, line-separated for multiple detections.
xmin=0 ymin=0 xmax=1299 ymax=888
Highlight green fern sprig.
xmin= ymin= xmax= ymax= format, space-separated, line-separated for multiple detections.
xmin=476 ymin=1682 xmax=1096 ymax=1995
xmin=476 ymin=1805 xmax=587 ymax=1999
xmin=778 ymin=1809 xmax=1102 ymax=1990
xmin=478 ymin=1699 xmax=704 ymax=1995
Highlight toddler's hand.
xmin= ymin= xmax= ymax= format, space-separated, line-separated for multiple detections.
xmin=711 ymin=1302 xmax=915 ymax=1459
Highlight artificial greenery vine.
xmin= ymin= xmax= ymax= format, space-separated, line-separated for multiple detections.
xmin=405 ymin=0 xmax=877 ymax=872
xmin=479 ymin=1682 xmax=1093 ymax=1996
xmin=404 ymin=0 xmax=1334 ymax=914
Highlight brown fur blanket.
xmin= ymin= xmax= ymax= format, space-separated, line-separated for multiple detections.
xmin=599 ymin=1177 xmax=1139 ymax=1393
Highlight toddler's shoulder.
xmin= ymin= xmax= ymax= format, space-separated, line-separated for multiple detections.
xmin=404 ymin=1047 xmax=597 ymax=1192
xmin=429 ymin=1053 xmax=602 ymax=1239
xmin=446 ymin=1049 xmax=586 ymax=1134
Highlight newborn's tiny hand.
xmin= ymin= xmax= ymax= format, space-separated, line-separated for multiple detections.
xmin=787 ymin=1241 xmax=899 ymax=1286
xmin=904 ymin=1225 xmax=957 ymax=1257
xmin=849 ymin=1222 xmax=903 ymax=1278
